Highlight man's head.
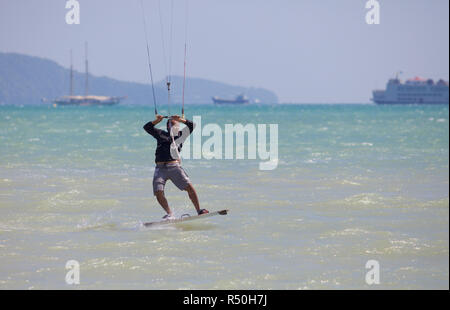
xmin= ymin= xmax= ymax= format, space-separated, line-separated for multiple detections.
xmin=167 ymin=118 xmax=180 ymax=136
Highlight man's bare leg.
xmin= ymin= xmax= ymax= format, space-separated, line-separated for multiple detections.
xmin=155 ymin=191 xmax=173 ymax=215
xmin=185 ymin=183 xmax=200 ymax=213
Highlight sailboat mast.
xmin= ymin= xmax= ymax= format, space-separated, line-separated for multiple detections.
xmin=84 ymin=42 xmax=89 ymax=97
xmin=70 ymin=49 xmax=74 ymax=97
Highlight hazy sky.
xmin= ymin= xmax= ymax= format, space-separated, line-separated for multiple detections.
xmin=0 ymin=0 xmax=449 ymax=103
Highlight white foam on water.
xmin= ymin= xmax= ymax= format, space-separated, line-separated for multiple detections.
xmin=0 ymin=104 xmax=448 ymax=289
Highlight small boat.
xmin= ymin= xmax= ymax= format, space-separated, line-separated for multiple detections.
xmin=212 ymin=94 xmax=249 ymax=105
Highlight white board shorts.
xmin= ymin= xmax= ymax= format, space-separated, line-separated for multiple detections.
xmin=153 ymin=162 xmax=191 ymax=195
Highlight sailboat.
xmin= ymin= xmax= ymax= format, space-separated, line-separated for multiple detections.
xmin=52 ymin=43 xmax=125 ymax=106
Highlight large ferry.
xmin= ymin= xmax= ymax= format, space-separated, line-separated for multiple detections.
xmin=372 ymin=75 xmax=449 ymax=105
xmin=212 ymin=94 xmax=249 ymax=105
xmin=51 ymin=43 xmax=125 ymax=107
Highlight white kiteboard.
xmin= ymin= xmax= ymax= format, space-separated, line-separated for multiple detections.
xmin=144 ymin=209 xmax=229 ymax=227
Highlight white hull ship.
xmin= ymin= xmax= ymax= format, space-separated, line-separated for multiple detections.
xmin=372 ymin=75 xmax=449 ymax=105
xmin=52 ymin=43 xmax=125 ymax=107
xmin=54 ymin=95 xmax=124 ymax=106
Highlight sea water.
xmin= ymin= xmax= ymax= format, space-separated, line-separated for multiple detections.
xmin=0 ymin=104 xmax=448 ymax=289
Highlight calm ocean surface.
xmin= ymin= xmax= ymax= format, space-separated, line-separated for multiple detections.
xmin=0 ymin=104 xmax=448 ymax=289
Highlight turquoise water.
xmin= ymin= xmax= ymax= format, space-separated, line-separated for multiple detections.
xmin=0 ymin=104 xmax=448 ymax=289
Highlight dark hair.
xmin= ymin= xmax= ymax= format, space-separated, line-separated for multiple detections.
xmin=166 ymin=119 xmax=178 ymax=132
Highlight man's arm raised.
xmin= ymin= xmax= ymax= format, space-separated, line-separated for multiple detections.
xmin=143 ymin=115 xmax=165 ymax=139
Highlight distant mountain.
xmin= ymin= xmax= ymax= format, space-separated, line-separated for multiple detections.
xmin=0 ymin=52 xmax=278 ymax=105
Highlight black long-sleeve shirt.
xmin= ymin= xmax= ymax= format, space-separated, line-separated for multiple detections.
xmin=143 ymin=119 xmax=194 ymax=163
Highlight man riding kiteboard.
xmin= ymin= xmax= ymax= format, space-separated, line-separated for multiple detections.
xmin=144 ymin=115 xmax=209 ymax=220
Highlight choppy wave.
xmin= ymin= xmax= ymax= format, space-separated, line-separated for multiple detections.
xmin=0 ymin=104 xmax=448 ymax=289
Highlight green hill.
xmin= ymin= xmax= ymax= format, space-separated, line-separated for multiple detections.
xmin=0 ymin=52 xmax=278 ymax=105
